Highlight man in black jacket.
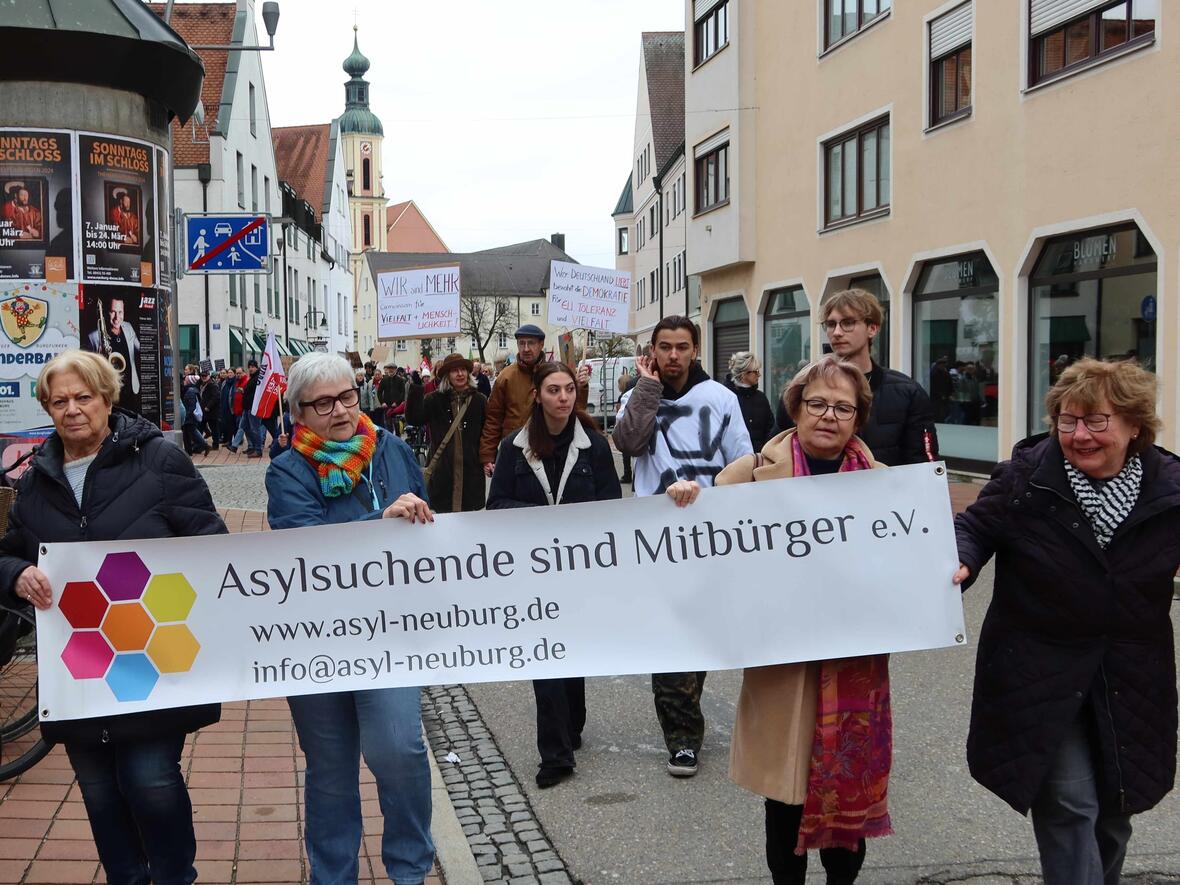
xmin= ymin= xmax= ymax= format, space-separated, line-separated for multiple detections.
xmin=198 ymin=370 xmax=221 ymax=450
xmin=777 ymin=289 xmax=937 ymax=465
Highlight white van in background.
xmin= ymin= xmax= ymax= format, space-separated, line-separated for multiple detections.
xmin=582 ymin=356 xmax=636 ymax=429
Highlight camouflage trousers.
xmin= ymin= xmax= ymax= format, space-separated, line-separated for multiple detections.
xmin=652 ymin=671 xmax=707 ymax=754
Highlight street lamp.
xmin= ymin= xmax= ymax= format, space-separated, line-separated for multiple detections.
xmin=305 ymin=309 xmax=328 ymax=352
xmin=184 ymin=1 xmax=281 ymax=50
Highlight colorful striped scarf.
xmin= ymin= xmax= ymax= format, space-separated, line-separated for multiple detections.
xmin=791 ymin=432 xmax=894 ymax=854
xmin=291 ymin=412 xmax=378 ymax=499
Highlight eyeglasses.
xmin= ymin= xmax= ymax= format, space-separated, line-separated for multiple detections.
xmin=1055 ymin=412 xmax=1113 ymax=433
xmin=823 ymin=318 xmax=862 ymax=334
xmin=804 ymin=399 xmax=858 ymax=421
xmin=300 ymin=387 xmax=360 ymax=416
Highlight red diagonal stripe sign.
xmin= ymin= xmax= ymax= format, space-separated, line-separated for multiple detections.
xmin=191 ymin=217 xmax=266 ymax=270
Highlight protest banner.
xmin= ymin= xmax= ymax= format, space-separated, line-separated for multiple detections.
xmin=37 ymin=463 xmax=966 ymax=722
xmin=548 ymin=260 xmax=630 ymax=334
xmin=376 ymin=265 xmax=461 ymax=339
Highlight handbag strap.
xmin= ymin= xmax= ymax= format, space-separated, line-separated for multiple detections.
xmin=423 ymin=396 xmax=471 ymax=481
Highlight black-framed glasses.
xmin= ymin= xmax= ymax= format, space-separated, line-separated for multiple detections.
xmin=823 ymin=318 xmax=862 ymax=333
xmin=300 ymin=387 xmax=360 ymax=416
xmin=1055 ymin=412 xmax=1113 ymax=433
xmin=804 ymin=399 xmax=858 ymax=421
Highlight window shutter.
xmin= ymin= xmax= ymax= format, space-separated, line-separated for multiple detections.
xmin=694 ymin=0 xmax=724 ymax=21
xmin=930 ymin=3 xmax=972 ymax=59
xmin=1030 ymin=0 xmax=1107 ymax=37
xmin=694 ymin=129 xmax=730 ymax=159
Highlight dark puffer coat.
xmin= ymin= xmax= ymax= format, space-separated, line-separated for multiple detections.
xmin=0 ymin=410 xmax=225 ymax=745
xmin=955 ymin=433 xmax=1180 ymax=815
xmin=727 ymin=383 xmax=776 ymax=452
xmin=776 ymin=362 xmax=938 ymax=466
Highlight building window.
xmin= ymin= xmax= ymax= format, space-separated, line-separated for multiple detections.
xmin=929 ymin=4 xmax=972 ymax=127
xmin=1028 ymin=224 xmax=1156 ymax=430
xmin=228 ymin=276 xmax=237 ymax=307
xmin=397 ymin=339 xmax=407 ymax=352
xmin=650 ymin=270 xmax=657 ymax=305
xmin=618 ymin=227 xmax=629 ymax=255
xmin=694 ymin=141 xmax=729 ymax=213
xmin=637 ymin=277 xmax=645 ymax=309
xmin=1031 ymin=0 xmax=1157 ymax=86
xmin=254 ymin=278 xmax=261 ymax=313
xmin=447 ymin=337 xmax=456 ymax=350
xmin=764 ymin=287 xmax=811 ymax=403
xmin=179 ymin=324 xmax=200 ymax=368
xmin=824 ymin=116 xmax=889 ymax=228
xmin=825 ymin=0 xmax=891 ymax=49
xmin=363 ymin=214 xmax=372 ymax=248
xmin=650 ymin=204 xmax=657 ymax=235
xmin=694 ymin=0 xmax=730 ymax=66
xmin=251 ymin=165 xmax=258 ymax=212
xmin=236 ymin=152 xmax=244 ymax=207
xmin=913 ymin=252 xmax=999 ymax=465
xmin=362 ymin=157 xmax=371 ymax=192
xmin=712 ymin=297 xmax=750 ymax=381
xmin=530 ymin=302 xmax=540 ymax=316
xmin=497 ymin=332 xmax=508 ymax=349
xmin=249 ymin=83 xmax=257 ymax=137
xmin=638 ymin=218 xmax=645 ymax=249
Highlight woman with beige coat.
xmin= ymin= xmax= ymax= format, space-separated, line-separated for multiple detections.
xmin=665 ymin=355 xmax=893 ymax=885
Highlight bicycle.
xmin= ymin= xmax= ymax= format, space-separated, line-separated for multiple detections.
xmin=0 ymin=448 xmax=51 ymax=781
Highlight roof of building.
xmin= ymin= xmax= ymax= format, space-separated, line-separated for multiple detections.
xmin=4 ymin=0 xmax=204 ymax=122
xmin=343 ymin=26 xmax=370 ymax=77
xmin=148 ymin=2 xmax=238 ymax=166
xmin=340 ymin=27 xmax=383 ymax=136
xmin=272 ymin=123 xmax=333 ymax=219
xmin=366 ymin=238 xmax=576 ymax=298
xmin=613 ymin=175 xmax=633 ymax=216
xmin=385 ymin=200 xmax=450 ymax=253
xmin=642 ymin=32 xmax=685 ymax=174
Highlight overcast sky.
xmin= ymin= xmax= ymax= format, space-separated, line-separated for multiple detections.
xmin=251 ymin=0 xmax=684 ymax=268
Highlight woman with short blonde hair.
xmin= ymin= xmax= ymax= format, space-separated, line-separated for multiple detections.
xmin=727 ymin=351 xmax=777 ymax=451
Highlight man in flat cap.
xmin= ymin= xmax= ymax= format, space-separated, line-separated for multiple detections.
xmin=479 ymin=324 xmax=589 ymax=476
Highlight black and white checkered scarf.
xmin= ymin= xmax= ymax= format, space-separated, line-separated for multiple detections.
xmin=1064 ymin=455 xmax=1142 ymax=549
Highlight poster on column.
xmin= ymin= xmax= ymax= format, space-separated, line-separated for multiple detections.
xmin=78 ymin=133 xmax=157 ymax=287
xmin=0 ymin=128 xmax=75 ymax=282
xmin=79 ymin=286 xmax=161 ymax=426
xmin=154 ymin=147 xmax=172 ymax=290
xmin=0 ymin=280 xmax=80 ymax=430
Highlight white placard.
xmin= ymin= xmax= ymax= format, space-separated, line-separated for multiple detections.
xmin=548 ymin=260 xmax=631 ymax=334
xmin=37 ymin=463 xmax=966 ymax=721
xmin=376 ymin=265 xmax=461 ymax=339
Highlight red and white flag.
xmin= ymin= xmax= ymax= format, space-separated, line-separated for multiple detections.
xmin=252 ymin=332 xmax=287 ymax=417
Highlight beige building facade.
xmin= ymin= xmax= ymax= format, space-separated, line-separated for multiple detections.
xmin=685 ymin=0 xmax=1170 ymax=469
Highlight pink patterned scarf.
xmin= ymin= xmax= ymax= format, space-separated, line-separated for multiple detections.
xmin=791 ymin=433 xmax=894 ymax=854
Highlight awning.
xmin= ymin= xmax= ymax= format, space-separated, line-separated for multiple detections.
xmin=289 ymin=340 xmax=310 ymax=355
xmin=249 ymin=333 xmax=267 ymax=354
xmin=229 ymin=328 xmax=249 ymax=352
xmin=273 ymin=337 xmax=292 ymax=358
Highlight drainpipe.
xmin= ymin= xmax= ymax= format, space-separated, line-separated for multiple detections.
xmin=655 ymin=173 xmax=665 ymax=320
xmin=281 ymin=226 xmax=290 ymax=352
xmin=197 ymin=163 xmax=211 ymax=356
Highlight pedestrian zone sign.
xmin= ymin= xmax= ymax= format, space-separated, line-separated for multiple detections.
xmin=184 ymin=214 xmax=270 ymax=274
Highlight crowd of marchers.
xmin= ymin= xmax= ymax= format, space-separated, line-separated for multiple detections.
xmin=0 ymin=287 xmax=1176 ymax=885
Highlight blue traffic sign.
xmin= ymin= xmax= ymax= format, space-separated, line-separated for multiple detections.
xmin=1141 ymin=294 xmax=1156 ymax=323
xmin=185 ymin=214 xmax=270 ymax=274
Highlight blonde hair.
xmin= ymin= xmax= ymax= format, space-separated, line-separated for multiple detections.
xmin=1045 ymin=357 xmax=1160 ymax=456
xmin=822 ymin=288 xmax=884 ymax=329
xmin=37 ymin=350 xmax=121 ymax=410
xmin=728 ymin=351 xmax=760 ymax=377
xmin=783 ymin=356 xmax=873 ymax=433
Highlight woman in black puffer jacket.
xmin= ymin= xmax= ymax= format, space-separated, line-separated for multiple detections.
xmin=0 ymin=351 xmax=225 ymax=885
xmin=954 ymin=358 xmax=1180 ymax=885
xmin=727 ymin=351 xmax=776 ymax=452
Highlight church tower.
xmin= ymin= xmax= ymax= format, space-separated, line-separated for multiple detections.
xmin=339 ymin=26 xmax=388 ymax=354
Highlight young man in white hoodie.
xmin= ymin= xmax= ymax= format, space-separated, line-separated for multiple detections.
xmin=612 ymin=315 xmax=753 ymax=777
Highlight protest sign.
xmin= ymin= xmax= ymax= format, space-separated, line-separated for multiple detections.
xmin=548 ymin=261 xmax=630 ymax=334
xmin=376 ymin=265 xmax=461 ymax=339
xmin=37 ymin=463 xmax=966 ymax=721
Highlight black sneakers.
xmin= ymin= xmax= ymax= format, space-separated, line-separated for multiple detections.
xmin=536 ymin=766 xmax=573 ymax=788
xmin=667 ymin=749 xmax=698 ymax=777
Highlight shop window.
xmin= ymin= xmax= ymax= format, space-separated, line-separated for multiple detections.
xmin=929 ymin=4 xmax=973 ymax=127
xmin=179 ymin=325 xmax=200 ymax=369
xmin=694 ymin=0 xmax=730 ymax=66
xmin=1028 ymin=224 xmax=1156 ymax=430
xmin=712 ymin=297 xmax=750 ymax=381
xmin=912 ymin=252 xmax=999 ymax=466
xmin=763 ymin=287 xmax=811 ymax=407
xmin=824 ymin=117 xmax=889 ymax=228
xmin=1030 ymin=0 xmax=1157 ymax=86
xmin=825 ymin=0 xmax=891 ymax=50
xmin=846 ymin=273 xmax=890 ymax=366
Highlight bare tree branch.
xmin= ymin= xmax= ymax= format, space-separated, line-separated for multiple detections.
xmin=459 ymin=295 xmax=515 ymax=362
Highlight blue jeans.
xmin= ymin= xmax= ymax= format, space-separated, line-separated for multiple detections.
xmin=65 ymin=735 xmax=197 ymax=885
xmin=288 ymin=688 xmax=434 ymax=884
xmin=1031 ymin=714 xmax=1133 ymax=885
xmin=246 ymin=412 xmax=280 ymax=454
xmin=231 ymin=414 xmax=248 ymax=448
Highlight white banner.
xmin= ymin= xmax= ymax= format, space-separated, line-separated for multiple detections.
xmin=37 ymin=463 xmax=966 ymax=721
xmin=376 ymin=265 xmax=461 ymax=339
xmin=548 ymin=260 xmax=631 ymax=334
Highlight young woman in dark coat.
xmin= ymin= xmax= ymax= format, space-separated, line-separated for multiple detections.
xmin=0 ymin=351 xmax=225 ymax=885
xmin=487 ymin=362 xmax=621 ymax=787
xmin=954 ymin=358 xmax=1180 ymax=885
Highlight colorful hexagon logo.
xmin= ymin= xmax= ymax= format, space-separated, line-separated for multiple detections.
xmin=59 ymin=553 xmax=200 ymax=702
